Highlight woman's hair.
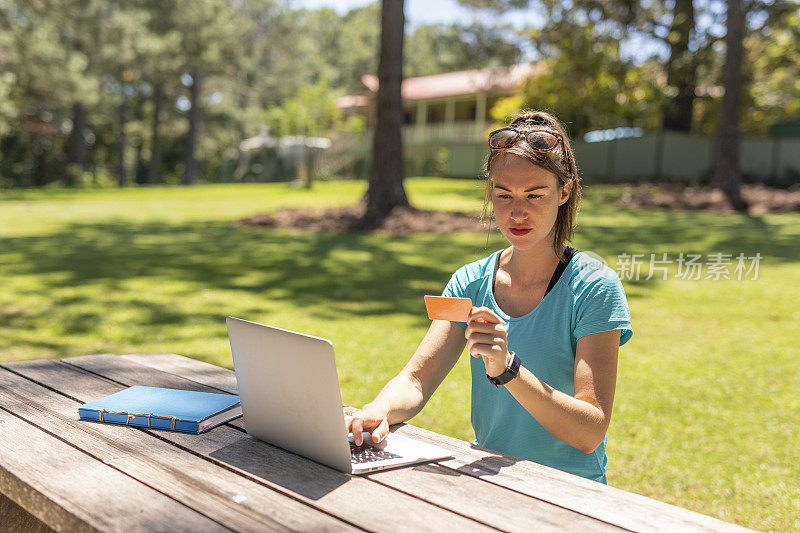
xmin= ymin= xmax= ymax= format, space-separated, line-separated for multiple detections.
xmin=481 ymin=110 xmax=582 ymax=258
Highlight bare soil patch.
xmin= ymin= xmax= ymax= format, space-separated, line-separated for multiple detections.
xmin=615 ymin=183 xmax=800 ymax=216
xmin=236 ymin=184 xmax=800 ymax=235
xmin=236 ymin=205 xmax=496 ymax=235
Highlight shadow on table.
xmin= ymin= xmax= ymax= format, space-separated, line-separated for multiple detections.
xmin=407 ymin=445 xmax=523 ymax=478
xmin=208 ymin=436 xmax=351 ymax=501
xmin=456 ymin=447 xmax=524 ymax=477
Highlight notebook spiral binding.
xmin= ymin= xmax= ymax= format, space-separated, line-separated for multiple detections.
xmin=98 ymin=409 xmax=178 ymax=430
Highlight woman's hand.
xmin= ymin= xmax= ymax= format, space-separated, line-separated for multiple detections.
xmin=465 ymin=306 xmax=511 ymax=377
xmin=343 ymin=404 xmax=389 ymax=445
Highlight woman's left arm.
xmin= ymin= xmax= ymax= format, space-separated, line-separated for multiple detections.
xmin=466 ymin=307 xmax=620 ymax=454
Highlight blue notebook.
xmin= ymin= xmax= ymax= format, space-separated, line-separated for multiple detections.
xmin=78 ymin=386 xmax=242 ymax=434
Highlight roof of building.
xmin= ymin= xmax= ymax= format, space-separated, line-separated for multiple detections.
xmin=336 ymin=63 xmax=542 ymax=108
xmin=335 ymin=95 xmax=371 ymax=109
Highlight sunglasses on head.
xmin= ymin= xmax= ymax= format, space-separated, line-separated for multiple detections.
xmin=488 ymin=127 xmax=570 ymax=173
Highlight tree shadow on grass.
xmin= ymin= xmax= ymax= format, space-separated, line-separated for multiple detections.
xmin=4 ymin=210 xmax=798 ymax=297
xmin=1 ymin=220 xmax=485 ymax=328
xmin=577 ymin=207 xmax=798 ymax=263
xmin=1 ymin=208 xmax=797 ymax=360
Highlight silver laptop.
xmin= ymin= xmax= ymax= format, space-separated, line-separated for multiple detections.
xmin=226 ymin=316 xmax=452 ymax=474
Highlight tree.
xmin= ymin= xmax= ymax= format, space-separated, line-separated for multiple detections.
xmin=362 ymin=0 xmax=410 ymax=224
xmin=298 ymin=5 xmax=380 ymax=92
xmin=503 ymin=13 xmax=663 ymax=137
xmin=134 ymin=0 xmax=182 ymax=185
xmin=266 ymin=79 xmax=364 ymax=137
xmin=169 ymin=0 xmax=250 ymax=184
xmin=0 ymin=0 xmax=82 ymax=186
xmin=662 ymin=0 xmax=697 ymax=131
xmin=524 ymin=0 xmax=702 ymax=132
xmin=743 ymin=9 xmax=800 ymax=136
xmin=405 ymin=22 xmax=523 ymax=77
xmin=2 ymin=0 xmax=298 ymax=187
xmin=297 ymin=3 xmax=525 ymax=92
xmin=95 ymin=6 xmax=153 ymax=186
xmin=708 ymin=0 xmax=796 ymax=206
xmin=710 ymin=0 xmax=748 ymax=211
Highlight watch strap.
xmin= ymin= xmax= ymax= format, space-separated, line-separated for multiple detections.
xmin=487 ymin=351 xmax=521 ymax=387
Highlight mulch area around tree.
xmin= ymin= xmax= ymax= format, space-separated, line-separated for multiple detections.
xmin=236 ymin=205 xmax=498 ymax=235
xmin=615 ymin=183 xmax=800 ymax=216
xmin=236 ymin=184 xmax=800 ymax=235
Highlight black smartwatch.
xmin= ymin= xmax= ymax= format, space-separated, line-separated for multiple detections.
xmin=487 ymin=351 xmax=521 ymax=387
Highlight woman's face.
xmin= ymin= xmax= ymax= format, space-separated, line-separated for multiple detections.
xmin=490 ymin=153 xmax=571 ymax=253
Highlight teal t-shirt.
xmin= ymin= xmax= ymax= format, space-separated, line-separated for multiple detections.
xmin=442 ymin=249 xmax=633 ymax=482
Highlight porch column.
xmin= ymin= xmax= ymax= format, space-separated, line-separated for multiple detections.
xmin=416 ymin=101 xmax=427 ymax=127
xmin=475 ymin=93 xmax=487 ymax=137
xmin=413 ymin=101 xmax=427 ymax=144
xmin=445 ymin=99 xmax=455 ymax=136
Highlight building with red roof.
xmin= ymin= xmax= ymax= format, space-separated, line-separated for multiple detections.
xmin=331 ymin=63 xmax=541 ymax=177
xmin=338 ymin=63 xmax=540 ymax=135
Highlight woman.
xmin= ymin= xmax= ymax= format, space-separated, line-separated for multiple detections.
xmin=345 ymin=110 xmax=633 ymax=483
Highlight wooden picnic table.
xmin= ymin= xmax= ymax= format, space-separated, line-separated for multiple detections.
xmin=0 ymin=353 xmax=749 ymax=532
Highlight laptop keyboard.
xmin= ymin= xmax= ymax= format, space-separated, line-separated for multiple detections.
xmin=350 ymin=443 xmax=402 ymax=464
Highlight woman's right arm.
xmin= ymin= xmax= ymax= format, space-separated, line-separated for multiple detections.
xmin=346 ymin=319 xmax=467 ymax=444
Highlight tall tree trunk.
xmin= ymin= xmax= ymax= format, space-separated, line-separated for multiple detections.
xmin=33 ymin=140 xmax=47 ymax=187
xmin=234 ymin=69 xmax=250 ymax=182
xmin=711 ymin=0 xmax=748 ymax=212
xmin=362 ymin=0 xmax=409 ymax=225
xmin=67 ymin=103 xmax=88 ymax=169
xmin=136 ymin=141 xmax=144 ymax=184
xmin=148 ymin=84 xmax=163 ymax=185
xmin=183 ymin=67 xmax=201 ymax=185
xmin=133 ymin=95 xmax=145 ymax=184
xmin=662 ymin=0 xmax=696 ymax=132
xmin=117 ymin=94 xmax=128 ymax=186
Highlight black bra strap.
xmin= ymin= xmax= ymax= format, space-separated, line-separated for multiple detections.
xmin=544 ymin=246 xmax=577 ymax=297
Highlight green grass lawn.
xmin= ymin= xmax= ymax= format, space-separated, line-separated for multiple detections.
xmin=1 ymin=178 xmax=798 ymax=531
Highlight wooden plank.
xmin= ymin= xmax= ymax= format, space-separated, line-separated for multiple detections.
xmin=6 ymin=358 xmax=497 ymax=533
xmin=68 ymin=355 xmax=629 ymax=532
xmin=366 ymin=462 xmax=623 ymax=532
xmin=0 ymin=365 xmax=357 ymax=533
xmin=119 ymin=353 xmax=238 ymax=390
xmin=125 ymin=352 xmax=753 ymax=533
xmin=68 ymin=356 xmax=628 ymax=531
xmin=392 ymin=425 xmax=754 ymax=533
xmin=0 ymin=405 xmax=228 ymax=533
